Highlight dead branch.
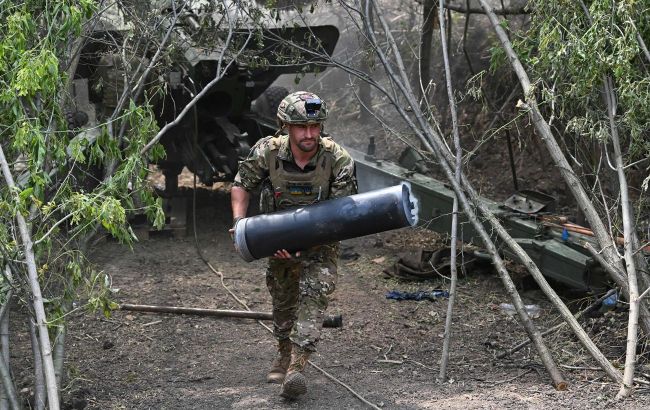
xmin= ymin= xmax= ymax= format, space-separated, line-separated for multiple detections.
xmin=119 ymin=303 xmax=342 ymax=327
xmin=121 ymin=303 xmax=275 ymax=319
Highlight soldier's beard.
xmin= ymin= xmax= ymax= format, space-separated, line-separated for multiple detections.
xmin=296 ymin=138 xmax=318 ymax=153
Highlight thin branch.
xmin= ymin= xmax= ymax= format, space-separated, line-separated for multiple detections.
xmin=438 ymin=0 xmax=461 ymax=382
xmin=33 ymin=213 xmax=75 ymax=246
xmin=498 ymin=289 xmax=617 ymax=358
xmin=443 ymin=1 xmax=529 ymax=15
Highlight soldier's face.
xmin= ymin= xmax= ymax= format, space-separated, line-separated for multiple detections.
xmin=287 ymin=123 xmax=321 ymax=153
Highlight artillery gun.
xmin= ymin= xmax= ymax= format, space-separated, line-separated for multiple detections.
xmin=69 ymin=0 xmax=338 ymax=192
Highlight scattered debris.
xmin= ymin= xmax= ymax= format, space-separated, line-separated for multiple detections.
xmin=498 ymin=303 xmax=541 ymax=319
xmin=385 ymin=290 xmax=449 ymax=301
xmin=383 ymin=247 xmax=478 ymax=281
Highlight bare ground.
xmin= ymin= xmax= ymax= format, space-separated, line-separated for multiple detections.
xmin=43 ymin=188 xmax=650 ymax=409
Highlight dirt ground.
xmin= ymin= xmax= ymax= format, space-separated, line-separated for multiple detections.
xmin=46 ymin=187 xmax=650 ymax=410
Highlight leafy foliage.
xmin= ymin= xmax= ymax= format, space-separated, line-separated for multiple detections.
xmin=0 ymin=0 xmax=164 ymax=323
xmin=515 ymin=0 xmax=649 ymax=161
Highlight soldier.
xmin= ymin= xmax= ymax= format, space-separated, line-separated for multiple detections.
xmin=230 ymin=91 xmax=357 ymax=399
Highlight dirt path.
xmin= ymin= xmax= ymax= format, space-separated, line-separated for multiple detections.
xmin=62 ymin=189 xmax=650 ymax=409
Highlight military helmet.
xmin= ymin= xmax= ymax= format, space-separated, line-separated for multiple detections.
xmin=276 ymin=91 xmax=328 ymax=126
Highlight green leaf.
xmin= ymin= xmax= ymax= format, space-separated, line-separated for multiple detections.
xmin=19 ymin=187 xmax=33 ymax=200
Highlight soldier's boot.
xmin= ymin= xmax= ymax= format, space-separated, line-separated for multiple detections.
xmin=280 ymin=346 xmax=311 ymax=399
xmin=266 ymin=339 xmax=292 ymax=384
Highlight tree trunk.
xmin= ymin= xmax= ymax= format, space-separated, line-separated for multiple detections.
xmin=0 ymin=355 xmax=19 ymax=410
xmin=0 ymin=279 xmax=18 ymax=410
xmin=53 ymin=323 xmax=66 ymax=393
xmin=604 ymin=74 xmax=640 ymax=399
xmin=361 ymin=0 xmax=625 ymax=386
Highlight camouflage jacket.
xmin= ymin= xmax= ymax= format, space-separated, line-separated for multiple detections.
xmin=234 ymin=134 xmax=357 ymax=206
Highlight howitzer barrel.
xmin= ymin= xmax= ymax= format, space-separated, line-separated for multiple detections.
xmin=234 ymin=183 xmax=419 ymax=262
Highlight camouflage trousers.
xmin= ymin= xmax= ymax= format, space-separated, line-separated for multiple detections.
xmin=266 ymin=243 xmax=339 ymax=352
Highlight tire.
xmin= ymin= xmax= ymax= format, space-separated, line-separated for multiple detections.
xmin=254 ymin=86 xmax=289 ymax=121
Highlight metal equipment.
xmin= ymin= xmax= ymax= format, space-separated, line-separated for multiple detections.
xmin=69 ymin=1 xmax=339 ymax=191
xmin=347 ymin=145 xmax=629 ymax=291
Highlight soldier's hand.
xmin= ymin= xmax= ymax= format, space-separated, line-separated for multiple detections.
xmin=272 ymin=249 xmax=301 ymax=259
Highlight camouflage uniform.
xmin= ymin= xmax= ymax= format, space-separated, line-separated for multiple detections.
xmin=234 ymin=134 xmax=356 ymax=351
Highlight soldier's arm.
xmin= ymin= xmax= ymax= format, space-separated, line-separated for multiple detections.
xmin=231 ymin=137 xmax=271 ymax=221
xmin=329 ymin=145 xmax=358 ymax=199
xmin=231 ymin=186 xmax=250 ymax=221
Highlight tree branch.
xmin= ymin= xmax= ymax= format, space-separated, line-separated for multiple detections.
xmin=438 ymin=0 xmax=461 ymax=382
xmin=0 ymin=145 xmax=59 ymax=409
xmin=443 ymin=1 xmax=529 ymax=15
